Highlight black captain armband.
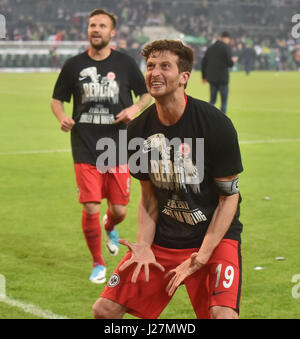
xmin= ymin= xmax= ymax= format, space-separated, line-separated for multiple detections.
xmin=214 ymin=177 xmax=239 ymax=196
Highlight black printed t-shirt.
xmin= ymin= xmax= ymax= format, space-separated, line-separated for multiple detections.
xmin=52 ymin=49 xmax=148 ymax=165
xmin=127 ymin=96 xmax=243 ymax=249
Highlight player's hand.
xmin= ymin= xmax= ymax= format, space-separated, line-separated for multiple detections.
xmin=60 ymin=116 xmax=75 ymax=132
xmin=165 ymin=253 xmax=204 ymax=296
xmin=202 ymin=79 xmax=207 ymax=84
xmin=113 ymin=104 xmax=140 ymax=125
xmin=118 ymin=238 xmax=165 ymax=283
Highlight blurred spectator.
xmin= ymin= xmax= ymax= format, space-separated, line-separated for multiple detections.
xmin=49 ymin=46 xmax=59 ymax=68
xmin=243 ymin=44 xmax=256 ymax=75
xmin=293 ymin=45 xmax=300 ymax=71
xmin=1 ymin=0 xmax=300 ymax=71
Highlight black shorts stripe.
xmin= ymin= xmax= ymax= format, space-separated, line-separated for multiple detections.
xmin=235 ymin=242 xmax=242 ymax=313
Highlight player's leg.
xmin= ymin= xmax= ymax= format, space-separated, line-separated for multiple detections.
xmin=83 ymin=202 xmax=100 ymax=214
xmin=74 ymin=163 xmax=106 ymax=283
xmin=82 ymin=202 xmax=106 ymax=284
xmin=184 ymin=262 xmax=211 ymax=319
xmin=94 ymin=246 xmax=173 ymax=319
xmin=103 ymin=202 xmax=127 ymax=256
xmin=186 ymin=239 xmax=242 ymax=319
xmin=92 ymin=297 xmax=127 ymax=319
xmin=103 ymin=165 xmax=131 ymax=256
xmin=82 ymin=201 xmax=105 ymax=267
xmin=104 ymin=201 xmax=127 ymax=231
xmin=208 ymin=239 xmax=242 ymax=318
xmin=210 ymin=305 xmax=239 ymax=319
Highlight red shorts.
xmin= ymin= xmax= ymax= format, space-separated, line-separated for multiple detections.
xmin=74 ymin=163 xmax=131 ymax=205
xmin=101 ymin=239 xmax=242 ymax=319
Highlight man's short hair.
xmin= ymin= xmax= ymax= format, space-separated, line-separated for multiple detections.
xmin=89 ymin=9 xmax=117 ymax=29
xmin=220 ymin=31 xmax=230 ymax=38
xmin=141 ymin=39 xmax=194 ymax=73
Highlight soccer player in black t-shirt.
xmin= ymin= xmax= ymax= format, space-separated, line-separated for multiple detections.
xmin=93 ymin=40 xmax=243 ymax=319
xmin=50 ymin=9 xmax=151 ymax=284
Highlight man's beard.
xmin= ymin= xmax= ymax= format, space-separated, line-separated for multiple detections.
xmin=90 ymin=37 xmax=109 ymax=50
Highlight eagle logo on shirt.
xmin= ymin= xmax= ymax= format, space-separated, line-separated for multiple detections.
xmin=79 ymin=67 xmax=99 ymax=83
xmin=79 ymin=66 xmax=119 ymax=104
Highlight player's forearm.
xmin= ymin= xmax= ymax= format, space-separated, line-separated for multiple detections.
xmin=114 ymin=93 xmax=152 ymax=124
xmin=51 ymin=98 xmax=75 ymax=132
xmin=50 ymin=98 xmax=66 ymax=122
xmin=135 ymin=93 xmax=152 ymax=112
xmin=196 ymin=193 xmax=239 ymax=264
xmin=136 ymin=181 xmax=158 ymax=247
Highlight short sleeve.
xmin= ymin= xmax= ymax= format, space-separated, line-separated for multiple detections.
xmin=209 ymin=116 xmax=243 ymax=178
xmin=52 ymin=60 xmax=74 ymax=102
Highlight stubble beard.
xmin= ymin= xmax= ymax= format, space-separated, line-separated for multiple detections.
xmin=90 ymin=37 xmax=109 ymax=51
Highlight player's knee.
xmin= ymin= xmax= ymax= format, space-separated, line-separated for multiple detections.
xmin=83 ymin=202 xmax=100 ymax=215
xmin=92 ymin=297 xmax=125 ymax=319
xmin=210 ymin=306 xmax=239 ymax=319
xmin=92 ymin=298 xmax=112 ymax=319
xmin=110 ymin=205 xmax=127 ymax=220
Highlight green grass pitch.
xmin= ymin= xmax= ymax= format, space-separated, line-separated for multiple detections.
xmin=0 ymin=70 xmax=299 ymax=319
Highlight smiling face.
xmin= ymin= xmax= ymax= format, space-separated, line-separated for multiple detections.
xmin=145 ymin=50 xmax=190 ymax=99
xmin=88 ymin=14 xmax=115 ymax=50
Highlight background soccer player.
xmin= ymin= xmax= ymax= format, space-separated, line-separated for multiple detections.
xmin=93 ymin=40 xmax=243 ymax=319
xmin=50 ymin=9 xmax=151 ymax=284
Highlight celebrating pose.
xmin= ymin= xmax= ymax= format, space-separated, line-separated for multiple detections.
xmin=93 ymin=40 xmax=243 ymax=319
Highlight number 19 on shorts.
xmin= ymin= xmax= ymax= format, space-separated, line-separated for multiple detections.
xmin=215 ymin=264 xmax=235 ymax=289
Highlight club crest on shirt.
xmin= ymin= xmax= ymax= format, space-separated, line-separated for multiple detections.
xmin=178 ymin=142 xmax=191 ymax=157
xmin=143 ymin=133 xmax=203 ymax=194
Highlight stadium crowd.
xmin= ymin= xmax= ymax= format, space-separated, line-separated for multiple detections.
xmin=1 ymin=0 xmax=300 ymax=70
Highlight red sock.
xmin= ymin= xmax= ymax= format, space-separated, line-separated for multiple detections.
xmin=104 ymin=209 xmax=126 ymax=232
xmin=81 ymin=210 xmax=105 ymax=267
